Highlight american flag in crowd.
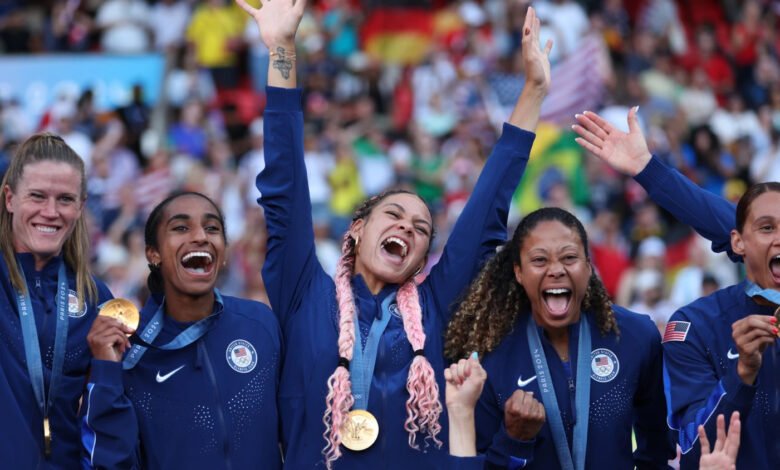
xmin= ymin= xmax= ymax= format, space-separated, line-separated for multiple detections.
xmin=663 ymin=321 xmax=691 ymax=343
xmin=484 ymin=33 xmax=609 ymax=131
xmin=539 ymin=33 xmax=609 ymax=126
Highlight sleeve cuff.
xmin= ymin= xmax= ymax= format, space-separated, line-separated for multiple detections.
xmin=265 ymin=86 xmax=303 ymax=112
xmin=90 ymin=359 xmax=124 ymax=386
xmin=497 ymin=122 xmax=536 ymax=156
xmin=634 ymin=154 xmax=671 ymax=189
xmin=446 ymin=454 xmax=485 ymax=470
xmin=722 ymin=368 xmax=758 ymax=408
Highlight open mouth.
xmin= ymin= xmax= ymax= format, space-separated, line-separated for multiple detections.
xmin=542 ymin=288 xmax=572 ymax=316
xmin=771 ymin=255 xmax=780 ymax=280
xmin=180 ymin=251 xmax=214 ymax=275
xmin=381 ymin=236 xmax=408 ymax=262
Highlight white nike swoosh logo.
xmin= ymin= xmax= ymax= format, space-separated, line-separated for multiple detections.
xmin=727 ymin=349 xmax=739 ymax=360
xmin=156 ymin=365 xmax=185 ymax=383
xmin=517 ymin=375 xmax=537 ymax=387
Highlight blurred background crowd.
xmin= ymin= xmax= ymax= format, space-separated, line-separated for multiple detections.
xmin=0 ymin=0 xmax=777 ymax=333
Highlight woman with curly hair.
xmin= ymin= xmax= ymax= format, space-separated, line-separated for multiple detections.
xmin=446 ymin=207 xmax=675 ymax=469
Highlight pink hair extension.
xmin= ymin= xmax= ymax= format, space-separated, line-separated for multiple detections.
xmin=321 ymin=235 xmax=358 ymax=468
xmin=397 ymin=281 xmax=443 ymax=450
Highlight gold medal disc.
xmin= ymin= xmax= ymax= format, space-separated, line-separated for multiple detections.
xmin=340 ymin=409 xmax=379 ymax=451
xmin=99 ymin=299 xmax=140 ymax=333
xmin=43 ymin=417 xmax=51 ymax=457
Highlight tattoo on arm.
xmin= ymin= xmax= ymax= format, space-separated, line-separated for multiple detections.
xmin=272 ymin=47 xmax=294 ymax=80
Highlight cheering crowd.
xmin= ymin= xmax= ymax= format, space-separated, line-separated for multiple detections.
xmin=2 ymin=0 xmax=780 ymax=469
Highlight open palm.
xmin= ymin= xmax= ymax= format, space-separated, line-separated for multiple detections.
xmin=235 ymin=0 xmax=306 ymax=47
xmin=521 ymin=7 xmax=553 ymax=93
xmin=572 ymin=107 xmax=652 ymax=176
xmin=699 ymin=412 xmax=741 ymax=470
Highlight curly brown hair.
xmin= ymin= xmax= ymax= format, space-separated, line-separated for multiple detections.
xmin=445 ymin=207 xmax=618 ymax=360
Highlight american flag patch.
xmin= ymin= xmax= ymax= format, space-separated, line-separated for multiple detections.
xmin=663 ymin=321 xmax=691 ymax=343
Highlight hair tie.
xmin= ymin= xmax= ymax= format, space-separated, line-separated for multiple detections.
xmin=337 ymin=357 xmax=350 ymax=369
xmin=413 ymin=349 xmax=425 ymax=357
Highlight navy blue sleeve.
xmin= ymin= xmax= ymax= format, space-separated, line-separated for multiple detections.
xmin=634 ymin=156 xmax=738 ymax=261
xmin=81 ymin=360 xmax=140 ymax=470
xmin=446 ymin=455 xmax=486 ymax=470
xmin=631 ymin=314 xmax=676 ymax=469
xmin=662 ymin=311 xmax=757 ymax=461
xmin=257 ymin=87 xmax=324 ymax=327
xmin=425 ymin=123 xmax=534 ymax=321
xmin=476 ymin=373 xmax=536 ymax=468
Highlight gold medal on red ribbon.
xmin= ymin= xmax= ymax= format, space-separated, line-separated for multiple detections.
xmin=43 ymin=417 xmax=51 ymax=457
xmin=99 ymin=299 xmax=140 ymax=333
xmin=340 ymin=409 xmax=379 ymax=451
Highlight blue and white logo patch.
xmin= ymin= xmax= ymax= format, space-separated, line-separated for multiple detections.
xmin=590 ymin=348 xmax=619 ymax=383
xmin=67 ymin=290 xmax=87 ymax=318
xmin=389 ymin=302 xmax=401 ymax=319
xmin=226 ymin=339 xmax=257 ymax=374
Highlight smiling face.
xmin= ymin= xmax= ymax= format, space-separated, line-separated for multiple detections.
xmin=4 ymin=160 xmax=84 ymax=269
xmin=146 ymin=194 xmax=226 ymax=299
xmin=732 ymin=191 xmax=780 ymax=290
xmin=513 ymin=220 xmax=592 ymax=331
xmin=351 ymin=193 xmax=433 ymax=291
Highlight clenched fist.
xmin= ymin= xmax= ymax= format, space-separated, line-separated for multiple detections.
xmin=505 ymin=389 xmax=546 ymax=441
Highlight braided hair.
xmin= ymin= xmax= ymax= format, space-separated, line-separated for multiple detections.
xmin=322 ymin=189 xmax=442 ymax=468
xmin=445 ymin=207 xmax=618 ymax=361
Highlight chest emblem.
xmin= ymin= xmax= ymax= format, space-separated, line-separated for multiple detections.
xmin=226 ymin=339 xmax=258 ymax=374
xmin=590 ymin=348 xmax=619 ymax=383
xmin=67 ymin=290 xmax=87 ymax=318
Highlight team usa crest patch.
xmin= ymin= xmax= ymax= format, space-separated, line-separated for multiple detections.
xmin=590 ymin=348 xmax=619 ymax=383
xmin=226 ymin=339 xmax=258 ymax=374
xmin=662 ymin=321 xmax=690 ymax=343
xmin=67 ymin=290 xmax=87 ymax=318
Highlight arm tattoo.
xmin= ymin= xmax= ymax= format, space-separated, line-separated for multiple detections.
xmin=272 ymin=46 xmax=294 ymax=80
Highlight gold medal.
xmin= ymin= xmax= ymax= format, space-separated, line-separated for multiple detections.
xmin=99 ymin=299 xmax=140 ymax=333
xmin=340 ymin=409 xmax=379 ymax=451
xmin=43 ymin=417 xmax=51 ymax=457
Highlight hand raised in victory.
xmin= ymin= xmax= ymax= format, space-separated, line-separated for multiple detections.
xmin=572 ymin=107 xmax=652 ymax=177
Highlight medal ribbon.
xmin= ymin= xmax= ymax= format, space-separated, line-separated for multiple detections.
xmin=16 ymin=262 xmax=69 ymax=452
xmin=745 ymin=281 xmax=780 ymax=306
xmin=526 ymin=315 xmax=591 ymax=470
xmin=123 ymin=290 xmax=224 ymax=370
xmin=350 ymin=292 xmax=396 ymax=410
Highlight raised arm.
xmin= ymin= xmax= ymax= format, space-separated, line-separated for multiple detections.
xmin=426 ymin=7 xmax=551 ymax=317
xmin=572 ymin=108 xmax=738 ymax=261
xmin=238 ymin=0 xmax=318 ymax=325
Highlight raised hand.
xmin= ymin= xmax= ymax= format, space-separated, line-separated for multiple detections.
xmin=521 ymin=6 xmax=553 ymax=95
xmin=504 ymin=389 xmax=546 ymax=441
xmin=444 ymin=354 xmax=487 ymax=413
xmin=699 ymin=412 xmax=741 ymax=470
xmin=445 ymin=353 xmax=487 ymax=457
xmin=572 ymin=107 xmax=652 ymax=176
xmin=87 ymin=316 xmax=134 ymax=362
xmin=235 ymin=0 xmax=307 ymax=48
xmin=732 ymin=314 xmax=778 ymax=385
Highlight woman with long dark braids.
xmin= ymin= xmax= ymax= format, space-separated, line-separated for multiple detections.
xmin=446 ymin=207 xmax=674 ymax=469
xmin=238 ymin=0 xmax=553 ymax=467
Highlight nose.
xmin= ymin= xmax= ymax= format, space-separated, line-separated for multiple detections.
xmin=192 ymin=225 xmax=208 ymax=243
xmin=41 ymin=197 xmax=58 ymax=218
xmin=548 ymin=260 xmax=565 ymax=278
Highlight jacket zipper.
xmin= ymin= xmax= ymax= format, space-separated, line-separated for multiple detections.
xmin=200 ymin=341 xmax=232 ymax=470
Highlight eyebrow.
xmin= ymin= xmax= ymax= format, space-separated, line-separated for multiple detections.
xmin=166 ymin=213 xmax=222 ymax=224
xmin=753 ymin=215 xmax=777 ymax=225
xmin=382 ymin=202 xmax=433 ymax=229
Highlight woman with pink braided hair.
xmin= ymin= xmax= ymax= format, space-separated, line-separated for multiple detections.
xmin=238 ymin=0 xmax=551 ymax=468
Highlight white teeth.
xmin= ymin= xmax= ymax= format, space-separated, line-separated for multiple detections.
xmin=182 ymin=251 xmax=213 ymax=263
xmin=36 ymin=226 xmax=57 ymax=233
xmin=383 ymin=236 xmax=408 ymax=257
xmin=544 ymin=288 xmax=571 ymax=295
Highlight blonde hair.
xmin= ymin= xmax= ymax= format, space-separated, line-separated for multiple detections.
xmin=0 ymin=133 xmax=96 ymax=307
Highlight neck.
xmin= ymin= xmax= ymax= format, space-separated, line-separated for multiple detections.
xmin=545 ymin=326 xmax=570 ymax=360
xmin=354 ymin=266 xmax=386 ymax=295
xmin=164 ymin=290 xmax=215 ymax=323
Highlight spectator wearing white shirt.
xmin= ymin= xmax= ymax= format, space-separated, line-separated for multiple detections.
xmin=95 ymin=0 xmax=151 ymax=54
